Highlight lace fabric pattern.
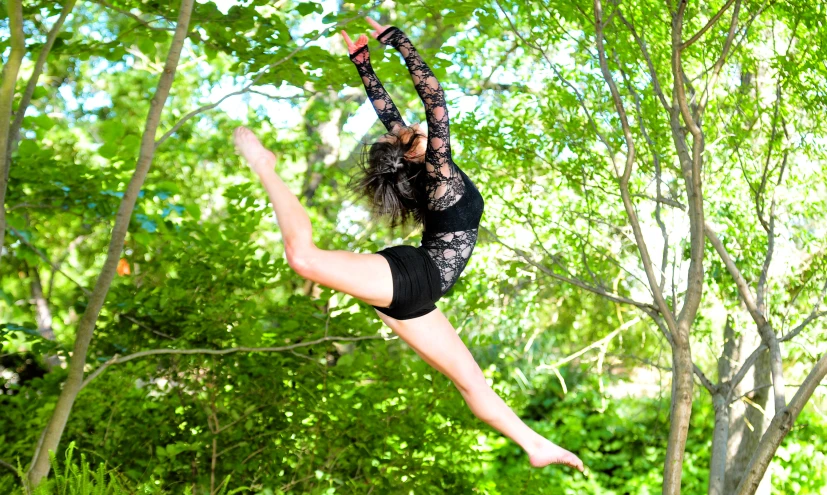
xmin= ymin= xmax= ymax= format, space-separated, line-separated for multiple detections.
xmin=350 ymin=28 xmax=480 ymax=295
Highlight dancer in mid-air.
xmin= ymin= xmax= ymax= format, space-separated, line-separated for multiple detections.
xmin=233 ymin=17 xmax=584 ymax=472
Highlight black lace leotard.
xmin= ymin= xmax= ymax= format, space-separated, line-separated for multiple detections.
xmin=349 ymin=27 xmax=484 ymax=320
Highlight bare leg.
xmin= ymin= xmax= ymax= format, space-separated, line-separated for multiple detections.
xmin=233 ymin=127 xmax=393 ymax=307
xmin=233 ymin=127 xmax=581 ymax=470
xmin=377 ymin=308 xmax=585 ymax=472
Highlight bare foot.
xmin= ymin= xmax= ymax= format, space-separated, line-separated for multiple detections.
xmin=233 ymin=126 xmax=276 ymax=173
xmin=528 ymin=437 xmax=585 ymax=472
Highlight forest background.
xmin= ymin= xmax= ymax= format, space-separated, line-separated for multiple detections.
xmin=1 ymin=0 xmax=826 ymax=494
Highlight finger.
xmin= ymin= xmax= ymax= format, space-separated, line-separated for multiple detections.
xmin=365 ymin=17 xmax=383 ymax=31
xmin=357 ymin=34 xmax=369 ymax=45
xmin=340 ymin=30 xmax=354 ymax=49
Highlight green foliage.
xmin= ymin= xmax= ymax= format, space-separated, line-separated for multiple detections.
xmin=2 ymin=0 xmax=826 ymax=493
xmin=24 ymin=443 xmax=126 ymax=495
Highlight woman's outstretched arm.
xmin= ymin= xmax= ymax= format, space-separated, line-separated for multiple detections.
xmin=368 ymin=22 xmax=452 ymax=169
xmin=341 ymin=31 xmax=406 ymax=132
xmin=365 ymin=19 xmax=462 ymax=210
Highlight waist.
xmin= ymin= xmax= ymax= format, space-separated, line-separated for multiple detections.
xmin=423 ymin=185 xmax=484 ymax=234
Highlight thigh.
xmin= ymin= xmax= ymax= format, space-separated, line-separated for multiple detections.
xmin=375 ymin=308 xmax=481 ymax=386
xmin=303 ymin=249 xmax=393 ymax=308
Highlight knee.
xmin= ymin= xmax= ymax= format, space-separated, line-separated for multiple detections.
xmin=284 ymin=241 xmax=317 ymax=279
xmin=454 ymin=367 xmax=488 ymax=397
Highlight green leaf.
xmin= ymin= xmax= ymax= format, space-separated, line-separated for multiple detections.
xmin=296 ymin=2 xmax=323 ymax=16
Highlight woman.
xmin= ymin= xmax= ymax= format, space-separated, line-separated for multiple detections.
xmin=233 ymin=17 xmax=584 ymax=472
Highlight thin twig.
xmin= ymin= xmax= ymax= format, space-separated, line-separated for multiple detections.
xmin=483 ymin=226 xmax=657 ymax=311
xmin=79 ymin=335 xmax=389 ymax=390
xmin=8 ymin=227 xmax=91 ymax=296
xmin=155 ymin=6 xmax=377 ymax=148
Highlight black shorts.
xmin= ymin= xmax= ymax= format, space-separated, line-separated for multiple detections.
xmin=372 ymin=245 xmax=441 ymax=320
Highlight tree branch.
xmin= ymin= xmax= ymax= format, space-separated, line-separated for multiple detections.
xmin=482 ymin=226 xmax=657 ymax=312
xmin=27 ymin=0 xmax=197 ymax=486
xmin=613 ymin=7 xmax=671 ymax=111
xmin=0 ymin=0 xmax=26 ymax=268
xmin=781 ymin=279 xmax=827 ymax=342
xmin=640 ymin=307 xmax=715 ymax=392
xmin=736 ymin=352 xmax=827 ymax=495
xmin=79 ymin=335 xmax=388 ymax=390
xmin=93 ymin=0 xmax=174 ymax=30
xmin=615 ymin=50 xmax=671 ymax=294
xmin=705 ymin=222 xmax=785 ymax=410
xmin=704 ymin=223 xmax=762 ymax=322
xmin=594 ymin=0 xmax=679 ymax=336
xmin=9 ymin=227 xmax=92 ymax=297
xmin=539 ymin=317 xmax=642 ymax=370
xmin=7 ymin=0 xmax=78 ymax=167
xmin=727 ymin=344 xmax=767 ymax=401
xmin=681 ymin=0 xmax=738 ymax=49
xmin=0 ymin=458 xmax=19 ymax=478
xmin=698 ymin=0 xmax=741 ymax=113
xmin=496 ymin=0 xmax=617 ymax=160
xmin=154 ymin=7 xmax=374 ymax=148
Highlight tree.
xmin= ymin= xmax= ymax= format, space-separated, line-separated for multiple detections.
xmin=459 ymin=1 xmax=827 ymax=493
xmin=1 ymin=0 xmax=824 ymax=493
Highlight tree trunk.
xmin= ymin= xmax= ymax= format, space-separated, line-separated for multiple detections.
xmin=708 ymin=393 xmax=729 ymax=495
xmin=26 ymin=0 xmax=196 ymax=486
xmin=726 ymin=341 xmax=773 ymax=494
xmin=736 ymin=353 xmax=827 ymax=495
xmin=7 ymin=0 xmax=78 ymax=163
xmin=0 ymin=0 xmax=26 ymax=265
xmin=663 ymin=337 xmax=694 ymax=495
xmin=30 ymin=267 xmax=61 ymax=370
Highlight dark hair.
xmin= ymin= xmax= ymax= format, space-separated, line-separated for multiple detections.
xmin=351 ymin=129 xmax=426 ymax=228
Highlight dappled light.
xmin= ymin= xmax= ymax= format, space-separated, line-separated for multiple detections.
xmin=1 ymin=0 xmax=826 ymax=494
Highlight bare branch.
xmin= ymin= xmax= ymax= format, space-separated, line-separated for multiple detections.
xmin=79 ymin=335 xmax=389 ymax=390
xmin=705 ymin=222 xmax=786 ymax=410
xmin=727 ymin=344 xmax=768 ymax=401
xmin=482 ymin=226 xmax=658 ymax=312
xmin=594 ymin=0 xmax=679 ymax=336
xmin=757 ymin=86 xmax=788 ymax=312
xmin=672 ymin=1 xmax=702 ymax=139
xmin=781 ymin=279 xmax=827 ymax=342
xmin=704 ymin=224 xmax=763 ymax=322
xmin=698 ymin=0 xmax=742 ymax=112
xmin=7 ymin=0 xmax=78 ymax=166
xmin=92 ymin=0 xmax=173 ymax=30
xmin=730 ymin=383 xmax=773 ymax=406
xmin=640 ymin=307 xmax=715 ymax=392
xmin=0 ymin=458 xmax=19 ymax=478
xmin=782 ymin=311 xmax=827 ymax=342
xmin=616 ymin=52 xmax=671 ymax=292
xmin=694 ymin=363 xmax=717 ymax=393
xmin=613 ymin=7 xmax=671 ymax=111
xmin=121 ymin=314 xmax=175 ymax=340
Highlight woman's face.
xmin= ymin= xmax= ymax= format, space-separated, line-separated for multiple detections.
xmin=379 ymin=123 xmax=427 ymax=163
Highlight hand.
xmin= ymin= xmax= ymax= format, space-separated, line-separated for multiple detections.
xmin=340 ymin=30 xmax=369 ymax=63
xmin=365 ymin=17 xmax=392 ymax=41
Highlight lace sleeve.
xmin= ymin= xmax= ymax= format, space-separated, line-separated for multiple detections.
xmin=377 ymin=27 xmax=463 ymax=211
xmin=349 ymin=46 xmax=406 ymax=132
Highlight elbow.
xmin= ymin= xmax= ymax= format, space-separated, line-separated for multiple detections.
xmin=284 ymin=242 xmax=317 ymax=279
